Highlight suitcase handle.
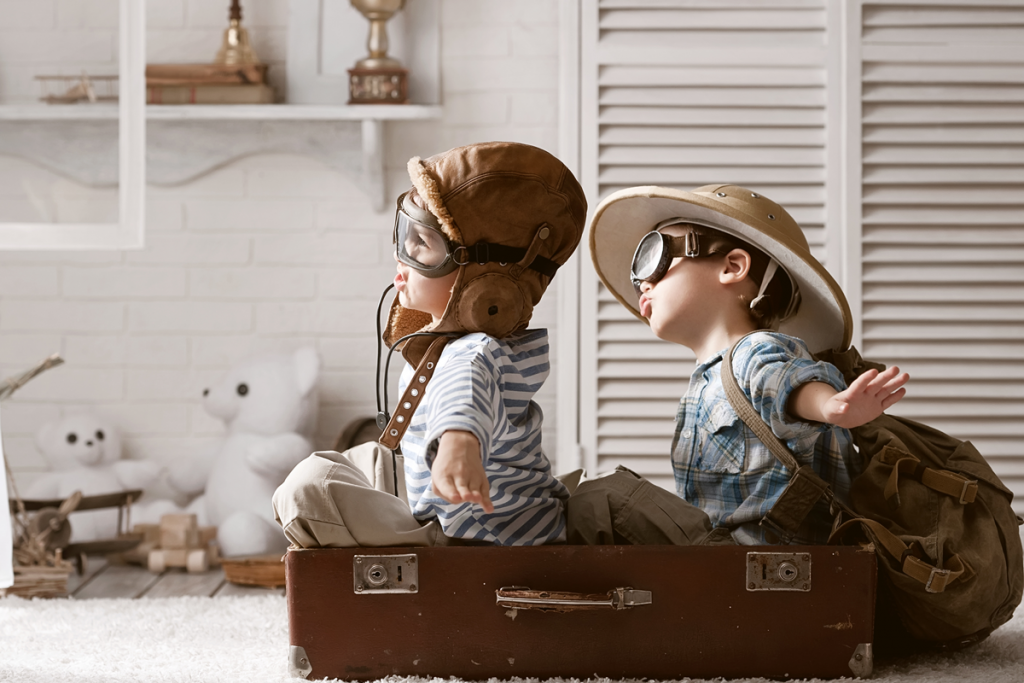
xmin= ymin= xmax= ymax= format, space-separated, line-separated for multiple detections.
xmin=495 ymin=586 xmax=652 ymax=612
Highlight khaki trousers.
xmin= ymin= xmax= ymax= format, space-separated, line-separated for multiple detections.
xmin=272 ymin=442 xmax=456 ymax=548
xmin=566 ymin=466 xmax=736 ymax=546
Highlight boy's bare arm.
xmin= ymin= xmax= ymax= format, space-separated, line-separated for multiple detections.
xmin=788 ymin=366 xmax=910 ymax=430
xmin=430 ymin=430 xmax=495 ymax=513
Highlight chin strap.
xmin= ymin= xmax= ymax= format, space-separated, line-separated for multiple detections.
xmin=749 ymin=259 xmax=801 ymax=322
xmin=378 ymin=335 xmax=451 ymax=450
xmin=749 ymin=259 xmax=779 ymax=312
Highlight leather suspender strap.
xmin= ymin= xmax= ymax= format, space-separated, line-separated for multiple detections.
xmin=378 ymin=335 xmax=451 ymax=450
xmin=721 ymin=334 xmax=841 ymax=541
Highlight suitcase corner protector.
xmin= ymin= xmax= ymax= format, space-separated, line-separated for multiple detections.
xmin=848 ymin=642 xmax=873 ymax=678
xmin=289 ymin=645 xmax=312 ymax=678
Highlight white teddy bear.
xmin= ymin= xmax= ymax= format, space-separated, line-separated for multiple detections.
xmin=25 ymin=412 xmax=161 ymax=543
xmin=171 ymin=347 xmax=320 ymax=558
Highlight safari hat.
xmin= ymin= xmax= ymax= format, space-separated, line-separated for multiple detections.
xmin=589 ymin=184 xmax=852 ymax=354
xmin=385 ymin=142 xmax=587 ymax=364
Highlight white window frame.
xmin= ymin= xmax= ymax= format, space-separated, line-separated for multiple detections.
xmin=0 ymin=0 xmax=145 ymax=250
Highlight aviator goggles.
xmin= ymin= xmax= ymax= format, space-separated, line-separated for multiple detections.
xmin=630 ymin=218 xmax=799 ymax=319
xmin=629 ymin=218 xmax=708 ymax=296
xmin=393 ymin=192 xmax=461 ymax=278
xmin=392 ymin=191 xmax=562 ymax=280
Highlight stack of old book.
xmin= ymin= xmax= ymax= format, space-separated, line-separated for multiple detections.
xmin=1 ymin=550 xmax=74 ymax=599
xmin=145 ymin=63 xmax=275 ymax=105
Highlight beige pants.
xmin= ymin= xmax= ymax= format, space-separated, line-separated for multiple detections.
xmin=272 ymin=442 xmax=456 ymax=548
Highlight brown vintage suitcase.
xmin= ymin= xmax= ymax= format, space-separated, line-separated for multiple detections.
xmin=286 ymin=544 xmax=877 ymax=680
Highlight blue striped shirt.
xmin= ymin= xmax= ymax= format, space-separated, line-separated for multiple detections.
xmin=399 ymin=329 xmax=568 ymax=546
xmin=671 ymin=332 xmax=856 ymax=545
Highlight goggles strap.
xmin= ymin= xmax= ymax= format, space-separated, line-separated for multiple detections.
xmin=457 ymin=242 xmax=559 ymax=278
xmin=750 ymin=258 xmax=779 ymax=311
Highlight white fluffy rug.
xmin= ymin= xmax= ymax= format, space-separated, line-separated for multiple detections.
xmin=1 ymin=594 xmax=1023 ymax=683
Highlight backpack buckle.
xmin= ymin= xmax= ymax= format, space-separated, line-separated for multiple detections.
xmin=959 ymin=479 xmax=978 ymax=505
xmin=925 ymin=566 xmax=951 ymax=594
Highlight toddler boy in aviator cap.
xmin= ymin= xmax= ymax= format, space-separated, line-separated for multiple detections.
xmin=587 ymin=185 xmax=909 ymax=545
xmin=274 ymin=142 xmax=587 ymax=547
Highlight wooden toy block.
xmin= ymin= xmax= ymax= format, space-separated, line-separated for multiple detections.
xmin=144 ymin=514 xmax=220 ymax=574
xmin=159 ymin=513 xmax=200 ymax=549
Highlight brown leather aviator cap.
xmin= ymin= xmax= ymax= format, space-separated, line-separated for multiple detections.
xmin=385 ymin=142 xmax=587 ymax=365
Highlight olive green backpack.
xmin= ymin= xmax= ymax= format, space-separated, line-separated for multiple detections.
xmin=722 ymin=340 xmax=1023 ymax=650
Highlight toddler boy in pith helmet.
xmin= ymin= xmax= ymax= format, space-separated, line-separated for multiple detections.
xmin=274 ymin=142 xmax=587 ymax=547
xmin=588 ymin=185 xmax=909 ymax=545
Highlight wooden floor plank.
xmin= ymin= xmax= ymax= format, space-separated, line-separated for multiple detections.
xmin=67 ymin=556 xmax=110 ymax=596
xmin=141 ymin=568 xmax=226 ymax=598
xmin=213 ymin=580 xmax=285 ymax=598
xmin=72 ymin=564 xmax=162 ymax=600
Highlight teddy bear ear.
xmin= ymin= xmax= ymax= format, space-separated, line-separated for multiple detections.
xmin=293 ymin=346 xmax=321 ymax=396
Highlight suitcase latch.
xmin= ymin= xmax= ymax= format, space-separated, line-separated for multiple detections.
xmin=746 ymin=552 xmax=811 ymax=591
xmin=353 ymin=554 xmax=418 ymax=594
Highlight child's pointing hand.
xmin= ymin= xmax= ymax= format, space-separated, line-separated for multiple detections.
xmin=431 ymin=430 xmax=495 ymax=513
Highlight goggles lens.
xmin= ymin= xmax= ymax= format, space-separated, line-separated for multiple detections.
xmin=629 ymin=226 xmax=701 ymax=297
xmin=397 ymin=213 xmax=450 ymax=268
xmin=392 ymin=194 xmax=459 ymax=278
xmin=630 ymin=231 xmax=668 ymax=285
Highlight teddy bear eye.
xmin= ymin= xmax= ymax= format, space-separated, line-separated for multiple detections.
xmin=237 ymin=383 xmax=249 ymax=397
xmin=96 ymin=430 xmax=105 ymax=441
xmin=66 ymin=433 xmax=77 ymax=444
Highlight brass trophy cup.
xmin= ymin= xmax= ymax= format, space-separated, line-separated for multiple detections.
xmin=348 ymin=0 xmax=409 ymax=104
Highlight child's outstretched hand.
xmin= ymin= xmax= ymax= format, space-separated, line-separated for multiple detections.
xmin=821 ymin=366 xmax=910 ymax=429
xmin=431 ymin=430 xmax=494 ymax=513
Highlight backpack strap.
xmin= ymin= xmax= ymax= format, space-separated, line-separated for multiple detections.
xmin=378 ymin=335 xmax=451 ymax=450
xmin=831 ymin=517 xmax=973 ymax=593
xmin=721 ymin=334 xmax=844 ymax=542
xmin=879 ymin=448 xmax=979 ymax=507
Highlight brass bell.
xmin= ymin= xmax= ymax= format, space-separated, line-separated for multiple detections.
xmin=215 ymin=0 xmax=261 ymax=66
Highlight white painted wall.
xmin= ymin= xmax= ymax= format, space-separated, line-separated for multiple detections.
xmin=0 ymin=0 xmax=565 ymax=494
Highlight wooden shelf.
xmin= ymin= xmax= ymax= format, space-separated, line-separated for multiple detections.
xmin=0 ymin=104 xmax=443 ymax=212
xmin=0 ymin=103 xmax=442 ymax=121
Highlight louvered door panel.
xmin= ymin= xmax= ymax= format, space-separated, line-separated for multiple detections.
xmin=583 ymin=0 xmax=833 ymax=491
xmin=858 ymin=2 xmax=1024 ymax=511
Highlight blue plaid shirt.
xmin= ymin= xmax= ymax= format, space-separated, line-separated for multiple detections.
xmin=671 ymin=332 xmax=856 ymax=545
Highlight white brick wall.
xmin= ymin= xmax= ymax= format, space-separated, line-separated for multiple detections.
xmin=0 ymin=0 xmax=565 ymax=491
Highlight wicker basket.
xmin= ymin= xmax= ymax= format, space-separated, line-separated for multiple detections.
xmin=221 ymin=554 xmax=286 ymax=588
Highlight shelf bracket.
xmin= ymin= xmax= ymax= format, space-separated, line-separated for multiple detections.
xmin=362 ymin=119 xmax=386 ymax=213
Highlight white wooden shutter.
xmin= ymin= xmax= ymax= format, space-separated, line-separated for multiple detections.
xmin=852 ymin=1 xmax=1024 ymax=512
xmin=579 ymin=0 xmax=836 ymax=490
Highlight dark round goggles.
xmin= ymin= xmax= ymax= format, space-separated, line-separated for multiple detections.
xmin=630 ymin=223 xmax=701 ymax=296
xmin=392 ymin=192 xmax=461 ymax=278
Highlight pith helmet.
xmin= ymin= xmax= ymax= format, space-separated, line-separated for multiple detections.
xmin=589 ymin=184 xmax=852 ymax=354
xmin=385 ymin=142 xmax=587 ymax=362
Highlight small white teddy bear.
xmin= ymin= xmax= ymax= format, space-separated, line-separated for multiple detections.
xmin=25 ymin=412 xmax=160 ymax=543
xmin=172 ymin=347 xmax=320 ymax=558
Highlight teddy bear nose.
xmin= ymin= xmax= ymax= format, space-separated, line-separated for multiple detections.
xmin=86 ymin=440 xmax=93 ymax=446
xmin=203 ymin=388 xmax=209 ymax=397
